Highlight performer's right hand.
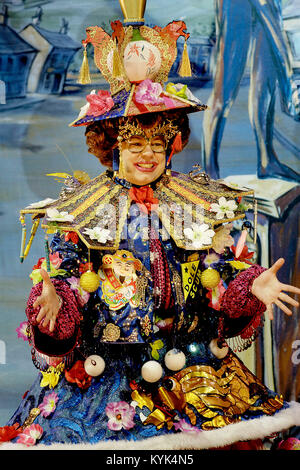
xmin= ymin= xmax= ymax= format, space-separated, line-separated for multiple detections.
xmin=33 ymin=268 xmax=61 ymax=333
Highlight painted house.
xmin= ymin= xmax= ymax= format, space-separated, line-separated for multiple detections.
xmin=0 ymin=8 xmax=37 ymax=98
xmin=1 ymin=0 xmax=24 ymax=7
xmin=2 ymin=1 xmax=53 ymax=10
xmin=20 ymin=17 xmax=81 ymax=94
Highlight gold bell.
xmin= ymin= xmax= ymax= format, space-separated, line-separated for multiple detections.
xmin=79 ymin=271 xmax=100 ymax=292
xmin=200 ymin=268 xmax=220 ymax=289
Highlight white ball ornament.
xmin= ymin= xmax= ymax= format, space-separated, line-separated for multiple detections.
xmin=164 ymin=349 xmax=186 ymax=371
xmin=84 ymin=355 xmax=105 ymax=377
xmin=141 ymin=360 xmax=163 ymax=383
xmin=209 ymin=339 xmax=229 ymax=359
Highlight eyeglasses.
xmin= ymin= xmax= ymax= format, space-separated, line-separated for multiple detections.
xmin=126 ymin=137 xmax=166 ymax=154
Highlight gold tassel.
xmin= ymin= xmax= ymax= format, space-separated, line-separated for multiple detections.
xmin=77 ymin=44 xmax=91 ymax=84
xmin=112 ymin=39 xmax=123 ymax=78
xmin=178 ymin=40 xmax=192 ymax=77
xmin=119 ymin=155 xmax=125 ymax=178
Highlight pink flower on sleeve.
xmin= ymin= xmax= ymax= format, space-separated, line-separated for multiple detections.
xmin=16 ymin=321 xmax=29 ymax=341
xmin=67 ymin=276 xmax=90 ymax=306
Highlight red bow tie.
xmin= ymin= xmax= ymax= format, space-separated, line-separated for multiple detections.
xmin=129 ymin=186 xmax=159 ymax=214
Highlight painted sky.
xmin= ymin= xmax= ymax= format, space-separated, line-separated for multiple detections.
xmin=9 ymin=0 xmax=215 ymax=37
xmin=7 ymin=0 xmax=297 ymax=34
xmin=6 ymin=0 xmax=298 ymax=71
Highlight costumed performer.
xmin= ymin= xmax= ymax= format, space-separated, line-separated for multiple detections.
xmin=1 ymin=0 xmax=300 ymax=450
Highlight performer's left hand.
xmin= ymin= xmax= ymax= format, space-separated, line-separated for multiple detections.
xmin=33 ymin=268 xmax=61 ymax=332
xmin=251 ymin=258 xmax=300 ymax=320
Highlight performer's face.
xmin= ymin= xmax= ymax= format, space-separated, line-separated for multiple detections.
xmin=119 ymin=130 xmax=166 ymax=186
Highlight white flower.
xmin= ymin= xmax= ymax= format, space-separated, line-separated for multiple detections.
xmin=26 ymin=198 xmax=57 ymax=209
xmin=184 ymin=223 xmax=215 ymax=249
xmin=210 ymin=197 xmax=238 ymax=219
xmin=46 ymin=208 xmax=75 ymax=222
xmin=83 ymin=226 xmax=112 ymax=244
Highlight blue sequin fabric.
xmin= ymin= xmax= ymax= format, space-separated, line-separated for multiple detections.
xmin=7 ymin=348 xmax=287 ymax=445
xmin=7 ymin=358 xmax=172 ymax=444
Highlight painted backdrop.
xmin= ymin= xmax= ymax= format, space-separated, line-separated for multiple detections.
xmin=0 ymin=0 xmax=299 ymax=426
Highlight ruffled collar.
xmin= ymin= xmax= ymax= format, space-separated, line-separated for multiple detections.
xmin=20 ymin=170 xmax=254 ymax=252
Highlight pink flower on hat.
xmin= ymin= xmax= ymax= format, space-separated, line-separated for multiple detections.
xmin=105 ymin=401 xmax=135 ymax=431
xmin=86 ymin=90 xmax=114 ymax=117
xmin=135 ymin=79 xmax=165 ymax=105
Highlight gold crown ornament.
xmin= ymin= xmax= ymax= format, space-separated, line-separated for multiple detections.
xmin=71 ymin=0 xmax=207 ymax=129
xmin=119 ymin=0 xmax=146 ymax=24
xmin=77 ymin=0 xmax=194 ymax=94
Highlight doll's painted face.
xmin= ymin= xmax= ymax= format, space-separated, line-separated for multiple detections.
xmin=119 ymin=129 xmax=166 ymax=186
xmin=113 ymin=259 xmax=135 ymax=278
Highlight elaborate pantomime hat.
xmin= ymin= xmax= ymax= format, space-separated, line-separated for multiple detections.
xmin=69 ymin=0 xmax=207 ymax=128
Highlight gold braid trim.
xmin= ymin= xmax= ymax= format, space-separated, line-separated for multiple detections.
xmin=91 ymin=27 xmax=127 ymax=95
xmin=139 ymin=26 xmax=176 ymax=84
xmin=118 ymin=117 xmax=178 ymax=143
xmin=174 ymin=175 xmax=254 ymax=199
